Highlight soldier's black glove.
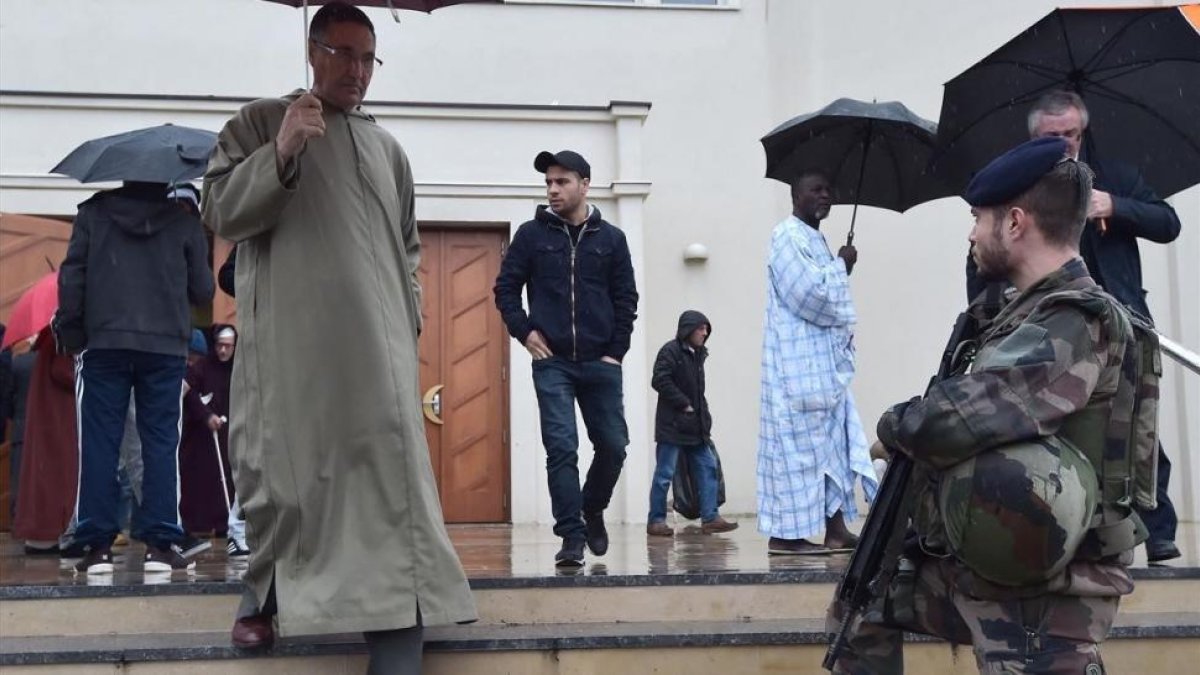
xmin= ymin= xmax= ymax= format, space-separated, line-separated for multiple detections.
xmin=876 ymin=396 xmax=921 ymax=455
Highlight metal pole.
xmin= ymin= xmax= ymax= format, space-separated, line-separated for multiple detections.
xmin=1160 ymin=333 xmax=1200 ymax=376
xmin=848 ymin=121 xmax=873 ymax=247
xmin=303 ymin=0 xmax=310 ymax=89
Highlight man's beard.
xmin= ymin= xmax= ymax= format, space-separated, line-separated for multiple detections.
xmin=972 ymin=241 xmax=1011 ymax=282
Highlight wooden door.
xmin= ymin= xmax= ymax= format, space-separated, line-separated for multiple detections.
xmin=418 ymin=228 xmax=510 ymax=523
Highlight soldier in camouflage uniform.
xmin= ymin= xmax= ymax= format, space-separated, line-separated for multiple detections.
xmin=828 ymin=136 xmax=1144 ymax=674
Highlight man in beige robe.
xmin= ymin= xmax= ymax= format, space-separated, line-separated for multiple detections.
xmin=201 ymin=3 xmax=475 ymax=669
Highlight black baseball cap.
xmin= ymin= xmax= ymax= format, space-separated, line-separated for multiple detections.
xmin=534 ymin=150 xmax=590 ymax=180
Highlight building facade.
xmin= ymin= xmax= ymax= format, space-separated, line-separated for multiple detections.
xmin=1 ymin=0 xmax=1196 ymax=528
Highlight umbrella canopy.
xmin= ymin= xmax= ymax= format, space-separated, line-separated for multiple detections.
xmin=933 ymin=5 xmax=1200 ymax=196
xmin=261 ymin=0 xmax=497 ymax=85
xmin=263 ymin=0 xmax=494 ymax=9
xmin=51 ymin=124 xmax=217 ymax=185
xmin=761 ymin=98 xmax=954 ymax=242
xmin=1 ymin=271 xmax=57 ymax=350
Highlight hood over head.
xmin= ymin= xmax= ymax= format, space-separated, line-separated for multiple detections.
xmin=676 ymin=309 xmax=711 ymax=343
xmin=83 ymin=181 xmax=196 ymax=237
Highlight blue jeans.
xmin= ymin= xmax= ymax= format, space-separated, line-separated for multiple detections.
xmin=648 ymin=442 xmax=719 ymax=523
xmin=74 ymin=349 xmax=186 ymax=551
xmin=532 ymin=357 xmax=629 ymax=541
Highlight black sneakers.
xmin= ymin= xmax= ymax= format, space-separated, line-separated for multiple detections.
xmin=227 ymin=539 xmax=251 ymax=558
xmin=74 ymin=546 xmax=115 ymax=575
xmin=145 ymin=545 xmax=197 ymax=572
xmin=23 ymin=544 xmax=60 ymax=556
xmin=175 ymin=535 xmax=212 ymax=559
xmin=583 ymin=511 xmax=608 ymax=556
xmin=555 ymin=538 xmax=586 ymax=567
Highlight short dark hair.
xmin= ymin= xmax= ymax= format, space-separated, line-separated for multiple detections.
xmin=310 ymin=1 xmax=375 ymax=41
xmin=998 ymin=159 xmax=1094 ymax=247
xmin=790 ymin=168 xmax=831 ymax=201
xmin=1028 ymin=90 xmax=1089 ymax=135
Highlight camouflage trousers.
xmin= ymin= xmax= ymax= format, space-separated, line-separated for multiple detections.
xmin=826 ymin=555 xmax=1119 ymax=674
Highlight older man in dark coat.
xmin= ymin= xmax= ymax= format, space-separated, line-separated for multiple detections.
xmin=967 ymin=90 xmax=1183 ymax=563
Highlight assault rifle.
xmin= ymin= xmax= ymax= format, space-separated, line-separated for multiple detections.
xmin=822 ymin=308 xmax=982 ymax=670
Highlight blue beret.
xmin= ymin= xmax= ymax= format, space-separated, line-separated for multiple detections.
xmin=964 ymin=136 xmax=1069 ymax=207
xmin=188 ymin=329 xmax=208 ymax=355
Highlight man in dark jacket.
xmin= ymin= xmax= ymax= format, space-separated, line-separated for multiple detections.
xmin=647 ymin=310 xmax=736 ymax=536
xmin=494 ymin=150 xmax=639 ymax=567
xmin=56 ymin=181 xmax=214 ymax=574
xmin=966 ymin=91 xmax=1183 ymax=563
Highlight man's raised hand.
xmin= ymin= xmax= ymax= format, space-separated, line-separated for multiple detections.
xmin=276 ymin=92 xmax=325 ymax=169
xmin=837 ymin=244 xmax=858 ymax=275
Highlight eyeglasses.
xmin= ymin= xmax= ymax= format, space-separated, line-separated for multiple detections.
xmin=310 ymin=39 xmax=383 ymax=70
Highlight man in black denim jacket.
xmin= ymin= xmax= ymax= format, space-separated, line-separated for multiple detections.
xmin=494 ymin=150 xmax=639 ymax=567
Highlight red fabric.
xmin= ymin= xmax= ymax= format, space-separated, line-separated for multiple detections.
xmin=1 ymin=272 xmax=58 ymax=350
xmin=12 ymin=329 xmax=78 ymax=541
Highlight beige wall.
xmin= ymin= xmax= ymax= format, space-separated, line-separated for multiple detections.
xmin=1 ymin=0 xmax=1195 ymax=524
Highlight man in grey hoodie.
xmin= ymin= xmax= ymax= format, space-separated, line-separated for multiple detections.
xmin=56 ymin=181 xmax=214 ymax=574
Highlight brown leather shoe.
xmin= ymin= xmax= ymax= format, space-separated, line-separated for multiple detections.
xmin=646 ymin=522 xmax=674 ymax=537
xmin=231 ymin=613 xmax=275 ymax=649
xmin=701 ymin=516 xmax=739 ymax=534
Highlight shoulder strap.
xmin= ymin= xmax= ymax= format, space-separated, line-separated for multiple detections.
xmin=1038 ymin=288 xmax=1154 ymax=559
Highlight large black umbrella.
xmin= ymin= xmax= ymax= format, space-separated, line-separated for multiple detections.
xmin=933 ymin=5 xmax=1200 ymax=196
xmin=51 ymin=124 xmax=217 ymax=184
xmin=762 ymin=98 xmax=954 ymax=244
xmin=262 ymin=0 xmax=498 ymax=85
xmin=263 ymin=0 xmax=494 ymax=9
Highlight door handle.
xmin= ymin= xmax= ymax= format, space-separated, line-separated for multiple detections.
xmin=422 ymin=384 xmax=444 ymax=425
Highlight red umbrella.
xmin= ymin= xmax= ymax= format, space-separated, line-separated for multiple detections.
xmin=2 ymin=271 xmax=58 ymax=350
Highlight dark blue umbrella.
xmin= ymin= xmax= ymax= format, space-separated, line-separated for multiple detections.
xmin=762 ymin=98 xmax=955 ymax=244
xmin=51 ymin=124 xmax=217 ymax=184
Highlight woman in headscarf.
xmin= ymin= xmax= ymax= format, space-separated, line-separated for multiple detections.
xmin=179 ymin=324 xmax=237 ymax=536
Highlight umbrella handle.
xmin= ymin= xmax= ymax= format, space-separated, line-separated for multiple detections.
xmin=303 ymin=1 xmax=311 ymax=89
xmin=847 ymin=201 xmax=858 ymax=247
xmin=846 ymin=122 xmax=871 ymax=249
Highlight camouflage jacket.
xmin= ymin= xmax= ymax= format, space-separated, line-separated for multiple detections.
xmin=880 ymin=258 xmax=1137 ymax=598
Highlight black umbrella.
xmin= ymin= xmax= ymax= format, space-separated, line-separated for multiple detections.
xmin=933 ymin=5 xmax=1200 ymax=196
xmin=52 ymin=124 xmax=217 ymax=185
xmin=262 ymin=0 xmax=499 ymax=86
xmin=762 ymin=98 xmax=954 ymax=245
xmin=263 ymin=0 xmax=495 ymax=10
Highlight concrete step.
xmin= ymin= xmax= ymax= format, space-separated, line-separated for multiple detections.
xmin=3 ymin=570 xmax=1196 ymax=638
xmin=3 ymin=614 xmax=1198 ymax=674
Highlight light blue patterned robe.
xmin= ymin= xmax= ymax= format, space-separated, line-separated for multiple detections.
xmin=756 ymin=215 xmax=878 ymax=540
